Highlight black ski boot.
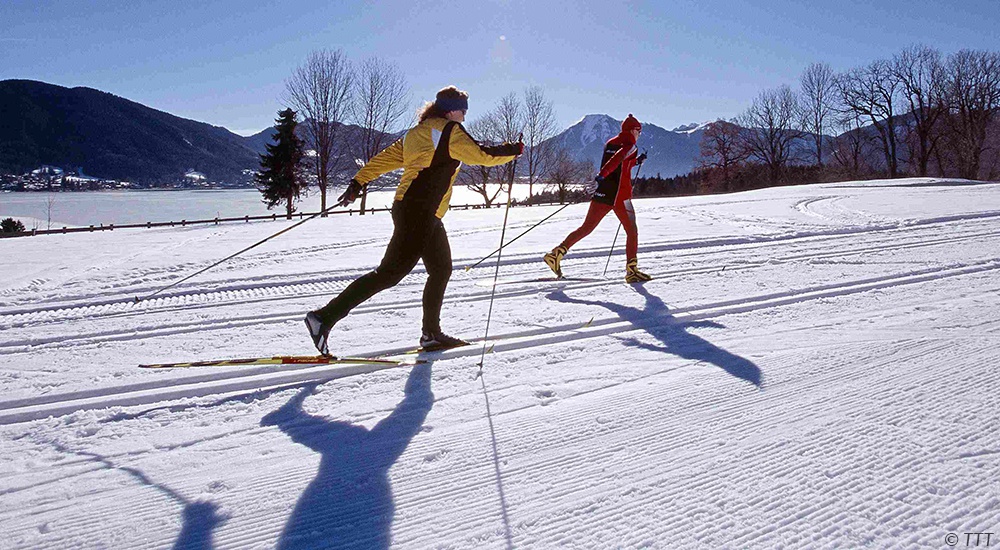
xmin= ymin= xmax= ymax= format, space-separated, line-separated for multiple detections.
xmin=304 ymin=311 xmax=333 ymax=356
xmin=419 ymin=330 xmax=470 ymax=352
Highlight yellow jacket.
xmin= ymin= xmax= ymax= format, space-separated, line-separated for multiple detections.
xmin=353 ymin=117 xmax=519 ymax=218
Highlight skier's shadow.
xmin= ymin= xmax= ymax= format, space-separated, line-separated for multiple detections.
xmin=46 ymin=441 xmax=224 ymax=550
xmin=261 ymin=363 xmax=434 ymax=549
xmin=547 ymin=285 xmax=762 ymax=387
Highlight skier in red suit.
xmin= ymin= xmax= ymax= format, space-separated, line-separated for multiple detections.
xmin=544 ymin=114 xmax=651 ymax=283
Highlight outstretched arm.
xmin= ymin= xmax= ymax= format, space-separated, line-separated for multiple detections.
xmin=448 ymin=125 xmax=521 ymax=167
xmin=353 ymin=138 xmax=405 ymax=185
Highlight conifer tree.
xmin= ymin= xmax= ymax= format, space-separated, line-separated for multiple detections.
xmin=256 ymin=108 xmax=307 ymax=219
xmin=1 ymin=217 xmax=26 ymax=233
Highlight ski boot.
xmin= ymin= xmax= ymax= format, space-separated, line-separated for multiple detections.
xmin=625 ymin=258 xmax=653 ymax=283
xmin=304 ymin=311 xmax=333 ymax=356
xmin=543 ymin=245 xmax=567 ymax=278
xmin=419 ymin=330 xmax=470 ymax=352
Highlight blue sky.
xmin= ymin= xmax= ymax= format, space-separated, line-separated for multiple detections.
xmin=2 ymin=0 xmax=997 ymax=136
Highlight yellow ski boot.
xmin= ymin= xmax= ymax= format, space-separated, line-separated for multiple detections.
xmin=543 ymin=245 xmax=567 ymax=278
xmin=625 ymin=258 xmax=653 ymax=283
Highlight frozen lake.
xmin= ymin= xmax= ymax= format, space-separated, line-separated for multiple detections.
xmin=0 ymin=183 xmax=540 ymax=228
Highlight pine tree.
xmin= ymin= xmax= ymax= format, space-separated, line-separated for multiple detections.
xmin=1 ymin=217 xmax=26 ymax=233
xmin=256 ymin=108 xmax=307 ymax=219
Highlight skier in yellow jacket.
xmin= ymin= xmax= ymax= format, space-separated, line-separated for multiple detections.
xmin=305 ymin=86 xmax=522 ymax=354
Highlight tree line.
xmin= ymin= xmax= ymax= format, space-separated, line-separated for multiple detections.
xmin=698 ymin=45 xmax=1000 ymax=194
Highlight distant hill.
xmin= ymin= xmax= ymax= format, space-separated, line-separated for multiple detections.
xmin=0 ymin=79 xmax=259 ymax=183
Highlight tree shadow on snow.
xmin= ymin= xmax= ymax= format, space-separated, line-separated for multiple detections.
xmin=546 ymin=285 xmax=763 ymax=387
xmin=261 ymin=363 xmax=434 ymax=549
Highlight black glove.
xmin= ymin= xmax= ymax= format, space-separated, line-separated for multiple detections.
xmin=336 ymin=179 xmax=363 ymax=207
xmin=636 ymin=152 xmax=647 ymax=166
xmin=484 ymin=142 xmax=524 ymax=157
xmin=585 ymin=175 xmax=602 ymax=196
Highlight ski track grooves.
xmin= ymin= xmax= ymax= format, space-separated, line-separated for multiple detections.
xmin=4 ymin=211 xmax=1000 ymax=334
xmin=1 ymin=258 xmax=997 ymax=425
xmin=16 ymin=339 xmax=966 ymax=549
xmin=3 ymin=219 xmax=999 ymax=351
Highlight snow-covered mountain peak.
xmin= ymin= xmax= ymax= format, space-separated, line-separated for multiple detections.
xmin=572 ymin=114 xmax=619 ymax=146
xmin=672 ymin=122 xmax=712 ymax=134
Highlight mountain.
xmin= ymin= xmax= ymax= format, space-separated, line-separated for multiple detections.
xmin=541 ymin=114 xmax=709 ymax=178
xmin=0 ymin=79 xmax=259 ymax=183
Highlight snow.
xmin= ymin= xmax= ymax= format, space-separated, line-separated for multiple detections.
xmin=2 ymin=177 xmax=999 ymax=548
xmin=671 ymin=122 xmax=712 ymax=134
xmin=575 ymin=114 xmax=618 ymax=147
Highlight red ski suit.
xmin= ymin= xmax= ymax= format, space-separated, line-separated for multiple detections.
xmin=561 ymin=130 xmax=640 ymax=259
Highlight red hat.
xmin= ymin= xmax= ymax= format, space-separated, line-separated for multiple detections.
xmin=622 ymin=113 xmax=642 ymax=133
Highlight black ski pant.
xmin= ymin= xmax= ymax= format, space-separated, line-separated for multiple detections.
xmin=315 ymin=203 xmax=452 ymax=334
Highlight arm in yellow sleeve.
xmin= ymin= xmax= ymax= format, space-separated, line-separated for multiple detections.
xmin=353 ymin=138 xmax=405 ymax=185
xmin=449 ymin=125 xmax=518 ymax=167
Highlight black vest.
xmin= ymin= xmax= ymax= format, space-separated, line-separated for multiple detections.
xmin=399 ymin=121 xmax=461 ymax=215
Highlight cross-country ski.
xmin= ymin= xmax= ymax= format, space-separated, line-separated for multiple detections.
xmin=138 ymin=355 xmax=426 ymax=369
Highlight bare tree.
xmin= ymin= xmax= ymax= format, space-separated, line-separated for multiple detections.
xmin=836 ymin=60 xmax=904 ymax=177
xmin=737 ymin=85 xmax=803 ymax=184
xmin=800 ymin=62 xmax=837 ymax=167
xmin=456 ymin=116 xmax=505 ymax=206
xmin=488 ymin=92 xmax=526 ymax=194
xmin=829 ymin=110 xmax=875 ymax=179
xmin=522 ymin=86 xmax=558 ymax=198
xmin=940 ymin=49 xmax=1000 ymax=180
xmin=892 ymin=45 xmax=946 ymax=177
xmin=351 ymin=57 xmax=409 ymax=214
xmin=698 ymin=119 xmax=749 ymax=192
xmin=546 ymin=148 xmax=593 ymax=203
xmin=45 ymin=193 xmax=56 ymax=230
xmin=285 ymin=49 xmax=354 ymax=215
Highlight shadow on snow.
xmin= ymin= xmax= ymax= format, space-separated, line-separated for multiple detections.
xmin=261 ymin=362 xmax=434 ymax=549
xmin=546 ymin=284 xmax=763 ymax=387
xmin=45 ymin=441 xmax=224 ymax=550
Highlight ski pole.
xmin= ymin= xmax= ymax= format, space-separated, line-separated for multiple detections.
xmin=465 ymin=202 xmax=572 ymax=272
xmin=602 ymin=224 xmax=621 ymax=277
xmin=601 ymin=151 xmax=645 ymax=278
xmin=135 ymin=203 xmax=343 ymax=303
xmin=477 ymin=133 xmax=522 ymax=374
